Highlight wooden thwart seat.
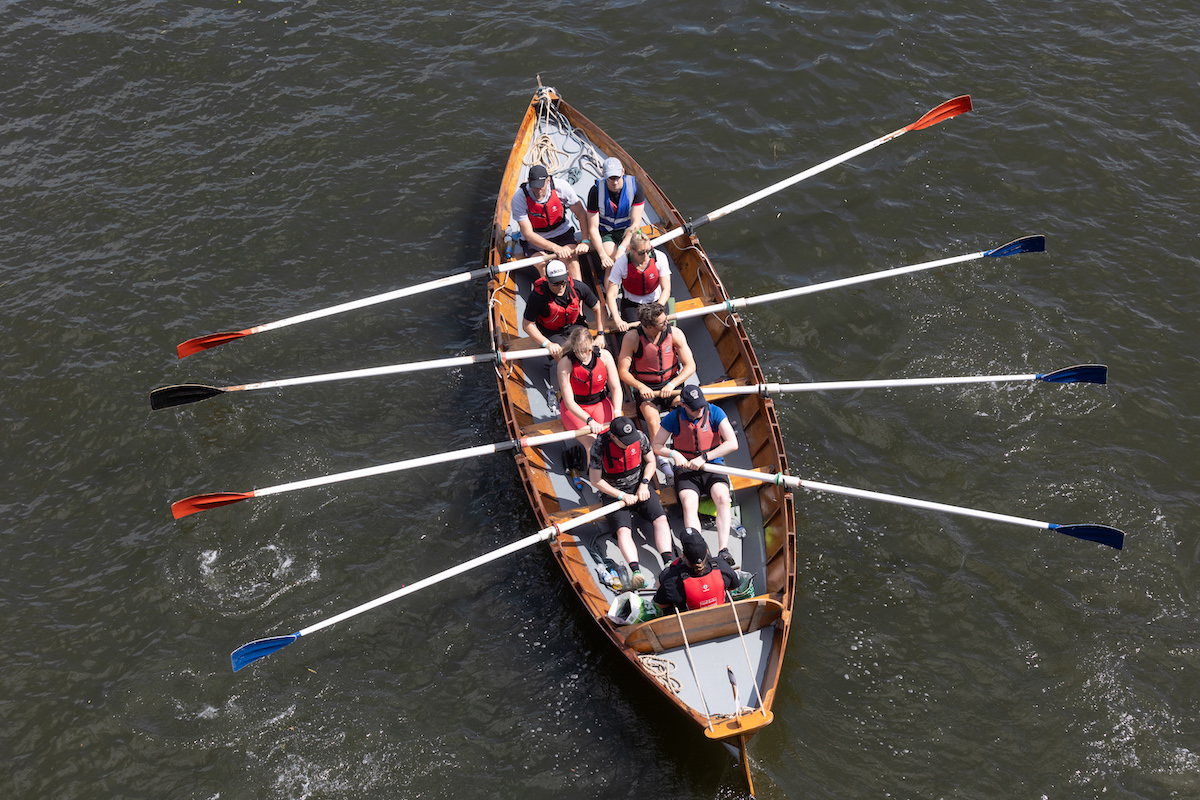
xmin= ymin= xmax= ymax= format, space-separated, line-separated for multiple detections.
xmin=623 ymin=596 xmax=784 ymax=654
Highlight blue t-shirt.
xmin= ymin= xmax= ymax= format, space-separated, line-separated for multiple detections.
xmin=660 ymin=403 xmax=728 ymax=465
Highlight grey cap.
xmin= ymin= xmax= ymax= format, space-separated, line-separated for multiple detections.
xmin=603 ymin=157 xmax=624 ymax=178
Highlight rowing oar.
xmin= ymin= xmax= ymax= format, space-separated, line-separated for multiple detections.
xmin=655 ymin=94 xmax=972 ymax=248
xmin=670 ymin=235 xmax=1044 ymax=323
xmin=171 ymin=426 xmax=598 ymax=519
xmin=230 ymin=498 xmax=626 ymax=671
xmin=700 ymin=463 xmax=1125 ymax=550
xmin=150 ymin=347 xmax=552 ymax=410
xmin=698 ymin=364 xmax=1107 ymax=396
xmin=153 ymin=237 xmax=1042 ymax=411
xmin=175 ymin=96 xmax=970 ymax=359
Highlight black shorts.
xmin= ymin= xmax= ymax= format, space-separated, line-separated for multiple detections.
xmin=674 ymin=469 xmax=730 ymax=499
xmin=634 ymin=381 xmax=679 ymax=415
xmin=521 ymin=228 xmax=578 ymax=257
xmin=611 ymin=491 xmax=666 ymax=531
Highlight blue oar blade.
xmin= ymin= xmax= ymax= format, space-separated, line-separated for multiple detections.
xmin=985 ymin=235 xmax=1046 ymax=258
xmin=1037 ymin=364 xmax=1108 ymax=384
xmin=231 ymin=632 xmax=301 ymax=672
xmin=1050 ymin=524 xmax=1125 ymax=550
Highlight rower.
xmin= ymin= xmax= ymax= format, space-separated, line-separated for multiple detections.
xmin=588 ymin=416 xmax=674 ymax=591
xmin=522 ymin=260 xmax=608 ymax=359
xmin=617 ymin=301 xmax=696 ymax=480
xmin=653 ymin=528 xmax=739 ymax=613
xmin=652 ymin=385 xmax=740 ymax=567
xmin=585 ymin=156 xmax=646 ymax=275
xmin=511 ymin=164 xmax=590 ymax=280
xmin=605 ymin=230 xmax=673 ymax=332
xmin=557 ymin=327 xmax=623 ymax=451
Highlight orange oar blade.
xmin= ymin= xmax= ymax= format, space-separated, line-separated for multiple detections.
xmin=905 ymin=95 xmax=972 ymax=132
xmin=172 ymin=491 xmax=255 ymax=519
xmin=177 ymin=329 xmax=253 ymax=359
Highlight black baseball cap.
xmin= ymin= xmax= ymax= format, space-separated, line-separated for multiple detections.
xmin=610 ymin=416 xmax=638 ymax=445
xmin=681 ymin=527 xmax=709 ymax=566
xmin=680 ymin=384 xmax=706 ymax=411
xmin=528 ymin=164 xmax=549 ymax=188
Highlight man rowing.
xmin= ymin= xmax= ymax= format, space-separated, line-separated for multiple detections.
xmin=653 ymin=527 xmax=739 ymax=613
xmin=617 ymin=301 xmax=695 ymax=479
xmin=511 ymin=164 xmax=590 ymax=280
xmin=588 ymin=416 xmax=674 ymax=591
xmin=605 ymin=230 xmax=672 ymax=332
xmin=522 ymin=260 xmax=608 ymax=359
xmin=585 ymin=156 xmax=645 ymax=275
xmin=652 ymin=385 xmax=740 ymax=568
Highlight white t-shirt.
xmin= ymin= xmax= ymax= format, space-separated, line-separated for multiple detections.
xmin=510 ymin=179 xmax=582 ymax=240
xmin=608 ymin=248 xmax=670 ymax=304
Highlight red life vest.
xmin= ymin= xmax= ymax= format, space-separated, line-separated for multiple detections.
xmin=631 ymin=327 xmax=679 ymax=385
xmin=672 ymin=406 xmax=719 ymax=459
xmin=601 ymin=433 xmax=642 ymax=482
xmin=621 ymin=250 xmax=661 ymax=297
xmin=521 ymin=180 xmax=564 ymax=233
xmin=682 ymin=566 xmax=725 ymax=610
xmin=568 ymin=346 xmax=609 ymax=405
xmin=532 ymin=277 xmax=581 ymax=332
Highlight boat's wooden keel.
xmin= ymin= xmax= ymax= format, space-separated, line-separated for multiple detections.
xmin=739 ymin=735 xmax=756 ymax=798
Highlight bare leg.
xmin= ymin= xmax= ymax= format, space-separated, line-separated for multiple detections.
xmin=650 ymin=514 xmax=673 ymax=558
xmin=679 ymin=488 xmax=701 ymax=532
xmin=615 ymin=525 xmax=638 ymax=566
xmin=711 ymin=481 xmax=732 ymax=552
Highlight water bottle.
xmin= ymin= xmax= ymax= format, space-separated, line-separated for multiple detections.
xmin=603 ymin=557 xmax=623 ymax=591
xmin=546 ymin=387 xmax=559 ymax=415
xmin=732 ymin=524 xmax=747 ymax=539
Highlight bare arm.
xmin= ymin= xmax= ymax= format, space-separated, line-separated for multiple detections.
xmin=524 ymin=317 xmax=562 ymax=358
xmin=602 ymin=349 xmax=624 ymax=418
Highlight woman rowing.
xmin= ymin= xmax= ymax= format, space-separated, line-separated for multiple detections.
xmin=557 ymin=325 xmax=623 ymax=451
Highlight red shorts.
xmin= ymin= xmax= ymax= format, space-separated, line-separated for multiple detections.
xmin=562 ymin=397 xmax=615 ymax=431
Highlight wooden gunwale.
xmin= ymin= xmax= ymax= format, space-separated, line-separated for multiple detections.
xmin=486 ymin=88 xmax=797 ymax=746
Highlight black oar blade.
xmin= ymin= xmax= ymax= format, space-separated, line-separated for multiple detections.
xmin=231 ymin=633 xmax=301 ymax=672
xmin=985 ymin=235 xmax=1046 ymax=258
xmin=1050 ymin=523 xmax=1125 ymax=550
xmin=1037 ymin=365 xmax=1108 ymax=385
xmin=149 ymin=384 xmax=225 ymax=410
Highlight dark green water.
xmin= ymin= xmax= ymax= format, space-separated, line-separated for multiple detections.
xmin=4 ymin=1 xmax=1197 ymax=797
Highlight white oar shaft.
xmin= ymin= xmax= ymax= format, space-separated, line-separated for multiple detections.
xmin=712 ymin=374 xmax=1039 ymax=395
xmin=227 ymin=348 xmax=549 ymax=393
xmin=699 ymin=126 xmax=910 ymax=225
xmin=675 ymin=250 xmax=986 ymax=321
xmin=702 ymin=463 xmax=1053 ymax=532
xmin=254 ymin=427 xmax=585 ymax=498
xmin=651 ymin=126 xmax=912 ymax=249
xmin=255 ymin=270 xmax=483 ymax=334
xmin=299 ymin=499 xmax=625 ymax=636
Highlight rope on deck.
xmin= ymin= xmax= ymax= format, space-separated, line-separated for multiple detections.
xmin=638 ymin=653 xmax=682 ymax=694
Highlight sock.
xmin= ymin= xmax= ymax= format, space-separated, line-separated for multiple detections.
xmin=629 ymin=561 xmax=640 ymax=572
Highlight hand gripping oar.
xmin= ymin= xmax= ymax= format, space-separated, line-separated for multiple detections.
xmin=155 ymin=237 xmax=1043 ymax=411
xmin=699 ymin=463 xmax=1125 ymax=550
xmin=671 ymin=235 xmax=1045 ymax=323
xmin=171 ymin=425 xmax=599 ymax=519
xmin=701 ymin=364 xmax=1107 ymax=396
xmin=150 ymin=347 xmax=553 ymax=410
xmin=230 ymin=498 xmax=626 ymax=671
xmin=176 ymin=96 xmax=970 ymax=359
xmin=653 ymin=94 xmax=972 ymax=248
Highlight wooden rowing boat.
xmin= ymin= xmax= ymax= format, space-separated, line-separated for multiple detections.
xmin=485 ymin=86 xmax=797 ymax=782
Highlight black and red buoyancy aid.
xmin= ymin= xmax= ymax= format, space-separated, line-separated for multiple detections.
xmin=672 ymin=405 xmax=719 ymax=459
xmin=601 ymin=433 xmax=642 ymax=482
xmin=568 ymin=346 xmax=609 ymax=405
xmin=532 ymin=277 xmax=581 ymax=332
xmin=631 ymin=327 xmax=679 ymax=384
xmin=682 ymin=566 xmax=725 ymax=609
xmin=521 ymin=180 xmax=564 ymax=233
xmin=621 ymin=251 xmax=661 ymax=297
